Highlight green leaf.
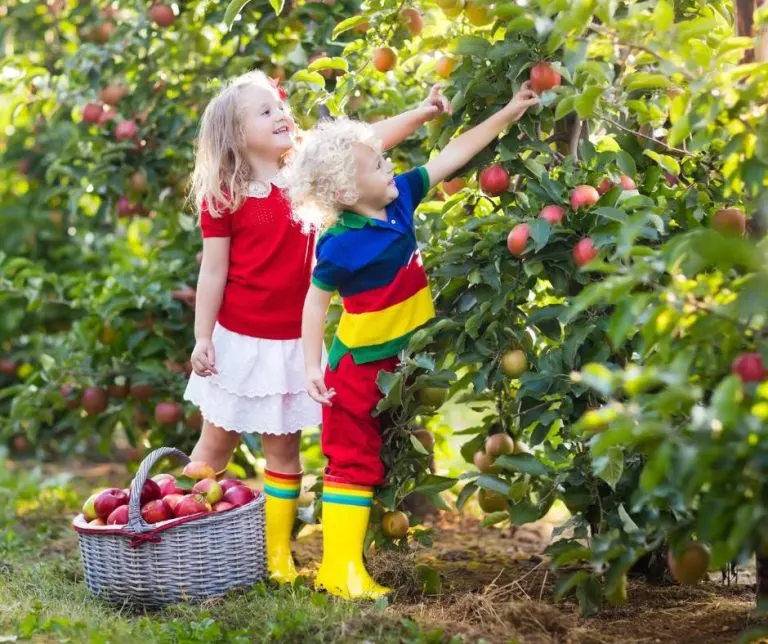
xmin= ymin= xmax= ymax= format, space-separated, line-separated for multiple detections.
xmin=455 ymin=36 xmax=491 ymax=57
xmin=652 ymin=0 xmax=674 ymax=32
xmin=618 ymin=505 xmax=640 ymax=533
xmin=414 ymin=564 xmax=442 ymax=595
xmin=643 ymin=150 xmax=680 ymax=176
xmin=710 ymin=375 xmax=743 ymax=429
xmin=528 ymin=218 xmax=551 ymax=252
xmin=332 ymin=15 xmax=368 ymax=39
xmin=291 ymin=70 xmax=327 ymax=87
xmin=578 ymin=363 xmax=616 ymax=397
xmin=223 ymin=0 xmax=252 ymax=28
xmin=593 ymin=446 xmax=623 ymax=490
xmin=410 ymin=475 xmax=457 ymax=496
xmin=308 ymin=57 xmax=348 ymax=73
xmin=574 ymin=86 xmax=603 ymax=118
xmin=593 ymin=207 xmax=627 ymax=223
xmin=554 ymin=95 xmax=576 ymax=121
xmin=495 ymin=453 xmax=552 ymax=476
xmin=268 ymin=0 xmax=284 ymax=15
xmin=39 ymin=354 xmax=56 ymax=373
xmin=554 ymin=570 xmax=589 ymax=600
xmin=623 ymin=72 xmax=671 ymax=91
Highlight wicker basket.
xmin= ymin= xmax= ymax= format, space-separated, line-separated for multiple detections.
xmin=73 ymin=447 xmax=267 ymax=608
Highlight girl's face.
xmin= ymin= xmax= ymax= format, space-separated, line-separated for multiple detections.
xmin=239 ymin=85 xmax=295 ymax=159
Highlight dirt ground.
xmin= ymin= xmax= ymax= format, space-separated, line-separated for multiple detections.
xmin=47 ymin=461 xmax=768 ymax=643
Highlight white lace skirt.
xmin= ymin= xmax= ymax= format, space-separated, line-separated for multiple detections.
xmin=183 ymin=323 xmax=323 ymax=435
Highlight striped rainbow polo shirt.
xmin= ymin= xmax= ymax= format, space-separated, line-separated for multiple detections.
xmin=312 ymin=167 xmax=435 ymax=370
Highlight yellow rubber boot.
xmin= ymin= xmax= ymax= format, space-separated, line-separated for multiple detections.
xmin=315 ymin=480 xmax=391 ymax=600
xmin=264 ymin=470 xmax=302 ymax=584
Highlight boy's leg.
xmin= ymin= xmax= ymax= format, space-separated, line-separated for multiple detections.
xmin=262 ymin=432 xmax=303 ymax=584
xmin=316 ymin=354 xmax=399 ymax=600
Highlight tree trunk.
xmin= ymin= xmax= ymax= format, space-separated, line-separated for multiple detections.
xmin=756 ymin=554 xmax=768 ymax=603
xmin=735 ymin=0 xmax=756 ymax=62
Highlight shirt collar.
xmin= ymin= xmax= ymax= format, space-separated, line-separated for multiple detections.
xmin=337 ymin=211 xmax=375 ymax=229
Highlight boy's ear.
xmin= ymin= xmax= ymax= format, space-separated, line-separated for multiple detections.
xmin=338 ymin=189 xmax=358 ymax=206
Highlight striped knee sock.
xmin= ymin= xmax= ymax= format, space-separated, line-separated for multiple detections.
xmin=322 ymin=480 xmax=374 ymax=508
xmin=264 ymin=470 xmax=302 ymax=500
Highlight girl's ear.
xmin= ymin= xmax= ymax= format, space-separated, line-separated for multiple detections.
xmin=338 ymin=189 xmax=358 ymax=206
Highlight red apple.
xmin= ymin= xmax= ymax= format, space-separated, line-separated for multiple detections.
xmin=106 ymin=505 xmax=129 ymax=525
xmin=597 ymin=178 xmax=614 ymax=195
xmin=570 ymin=185 xmax=600 ymax=210
xmin=479 ymin=165 xmax=510 ymax=197
xmin=89 ymin=518 xmax=106 ymax=526
xmin=98 ymin=107 xmax=118 ymax=125
xmin=214 ymin=501 xmax=236 ymax=512
xmin=117 ymin=197 xmax=136 ymax=217
xmin=664 ymin=172 xmax=679 ymax=187
xmin=731 ymin=353 xmax=767 ymax=383
xmin=133 ymin=479 xmax=161 ymax=505
xmin=82 ymin=103 xmax=103 ymax=124
xmin=573 ymin=238 xmax=598 ymax=266
xmin=129 ymin=383 xmax=154 ymax=400
xmin=619 ymin=175 xmax=636 ymax=190
xmin=173 ymin=494 xmax=212 ymax=518
xmin=219 ymin=479 xmax=244 ymax=493
xmin=158 ymin=477 xmax=184 ymax=497
xmin=712 ymin=208 xmax=746 ymax=237
xmin=192 ymin=478 xmax=224 ymax=504
xmin=60 ymin=384 xmax=81 ymax=411
xmin=100 ymin=83 xmax=127 ymax=106
xmin=82 ymin=493 xmax=99 ymax=521
xmin=529 ymin=61 xmax=561 ymax=94
xmin=141 ymin=499 xmax=172 ymax=524
xmin=506 ymin=223 xmax=530 ymax=256
xmin=94 ymin=488 xmax=129 ymax=521
xmin=149 ymin=3 xmax=176 ymax=27
xmin=151 ymin=473 xmax=175 ymax=486
xmin=115 ymin=120 xmax=138 ymax=142
xmin=539 ymin=205 xmax=565 ymax=225
xmin=163 ymin=494 xmax=185 ymax=512
xmin=223 ymin=485 xmax=257 ymax=507
xmin=155 ymin=402 xmax=183 ymax=426
xmin=182 ymin=461 xmax=216 ymax=481
xmin=185 ymin=409 xmax=203 ymax=430
xmin=82 ymin=387 xmax=108 ymax=416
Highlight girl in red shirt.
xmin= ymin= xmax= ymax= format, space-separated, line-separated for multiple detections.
xmin=183 ymin=70 xmax=450 ymax=584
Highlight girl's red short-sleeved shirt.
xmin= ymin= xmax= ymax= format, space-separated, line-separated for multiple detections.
xmin=200 ymin=186 xmax=313 ymax=340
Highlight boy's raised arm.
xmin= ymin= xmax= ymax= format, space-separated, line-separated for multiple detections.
xmin=424 ymin=82 xmax=539 ymax=189
xmin=370 ymin=85 xmax=452 ymax=151
xmin=302 ymin=285 xmax=335 ymax=406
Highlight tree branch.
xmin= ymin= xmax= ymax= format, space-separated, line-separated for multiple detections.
xmin=598 ymin=114 xmax=693 ymax=156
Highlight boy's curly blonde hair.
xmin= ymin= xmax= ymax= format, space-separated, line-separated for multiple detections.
xmin=286 ymin=118 xmax=382 ymax=231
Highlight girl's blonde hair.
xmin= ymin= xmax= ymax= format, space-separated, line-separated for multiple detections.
xmin=191 ymin=70 xmax=284 ymax=219
xmin=286 ymin=118 xmax=381 ymax=231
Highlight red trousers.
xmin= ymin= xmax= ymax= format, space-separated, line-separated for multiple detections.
xmin=322 ymin=353 xmax=399 ymax=487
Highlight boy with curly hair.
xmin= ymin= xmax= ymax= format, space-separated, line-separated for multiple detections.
xmin=287 ymin=82 xmax=539 ymax=600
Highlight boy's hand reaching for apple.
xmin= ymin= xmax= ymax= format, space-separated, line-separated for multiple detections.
xmin=504 ymin=81 xmax=540 ymax=122
xmin=417 ymin=84 xmax=453 ymax=123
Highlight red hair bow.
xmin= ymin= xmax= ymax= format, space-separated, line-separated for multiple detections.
xmin=270 ymin=77 xmax=288 ymax=101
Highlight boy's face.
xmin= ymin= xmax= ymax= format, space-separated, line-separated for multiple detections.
xmin=351 ymin=143 xmax=398 ymax=210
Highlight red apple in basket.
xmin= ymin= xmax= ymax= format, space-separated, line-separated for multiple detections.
xmin=82 ymin=493 xmax=99 ymax=521
xmin=219 ymin=479 xmax=244 ymax=493
xmin=182 ymin=461 xmax=216 ymax=481
xmin=152 ymin=473 xmax=175 ymax=486
xmin=214 ymin=501 xmax=236 ymax=512
xmin=141 ymin=499 xmax=173 ymax=524
xmin=192 ymin=478 xmax=223 ymax=504
xmin=107 ymin=505 xmax=129 ymax=525
xmin=134 ymin=479 xmax=162 ymax=505
xmin=163 ymin=494 xmax=185 ymax=512
xmin=173 ymin=494 xmax=212 ymax=517
xmin=157 ymin=476 xmax=184 ymax=496
xmin=223 ymin=485 xmax=257 ymax=507
xmin=94 ymin=488 xmax=129 ymax=521
xmin=89 ymin=518 xmax=106 ymax=526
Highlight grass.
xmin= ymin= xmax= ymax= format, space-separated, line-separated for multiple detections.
xmin=0 ymin=455 xmax=462 ymax=644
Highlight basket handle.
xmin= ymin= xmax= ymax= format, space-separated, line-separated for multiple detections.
xmin=126 ymin=447 xmax=191 ymax=534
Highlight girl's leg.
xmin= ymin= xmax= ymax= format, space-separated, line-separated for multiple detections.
xmin=189 ymin=419 xmax=241 ymax=474
xmin=262 ymin=432 xmax=303 ymax=583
